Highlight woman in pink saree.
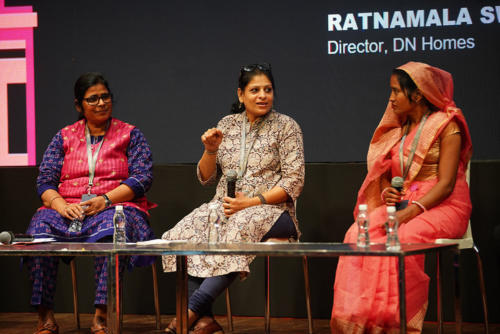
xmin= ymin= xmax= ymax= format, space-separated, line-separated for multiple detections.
xmin=330 ymin=61 xmax=472 ymax=333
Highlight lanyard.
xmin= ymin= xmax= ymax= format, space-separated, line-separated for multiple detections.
xmin=399 ymin=112 xmax=430 ymax=179
xmin=85 ymin=122 xmax=107 ymax=194
xmin=238 ymin=113 xmax=266 ymax=179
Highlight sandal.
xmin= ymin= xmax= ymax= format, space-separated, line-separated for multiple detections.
xmin=33 ymin=323 xmax=59 ymax=334
xmin=165 ymin=317 xmax=177 ymax=333
xmin=90 ymin=326 xmax=109 ymax=333
xmin=189 ymin=316 xmax=224 ymax=334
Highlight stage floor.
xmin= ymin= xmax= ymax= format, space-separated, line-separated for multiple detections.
xmin=0 ymin=312 xmax=496 ymax=333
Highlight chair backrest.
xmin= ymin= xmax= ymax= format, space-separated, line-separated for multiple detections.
xmin=435 ymin=161 xmax=473 ymax=248
xmin=463 ymin=160 xmax=473 ymax=240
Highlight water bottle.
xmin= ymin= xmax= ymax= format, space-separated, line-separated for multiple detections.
xmin=207 ymin=203 xmax=220 ymax=244
xmin=385 ymin=206 xmax=400 ymax=250
xmin=113 ymin=205 xmax=127 ymax=244
xmin=356 ymin=204 xmax=370 ymax=248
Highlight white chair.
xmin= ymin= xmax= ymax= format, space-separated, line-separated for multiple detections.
xmin=435 ymin=162 xmax=489 ymax=334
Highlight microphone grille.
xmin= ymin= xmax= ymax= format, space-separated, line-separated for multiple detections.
xmin=226 ymin=170 xmax=238 ymax=181
xmin=0 ymin=231 xmax=13 ymax=244
xmin=391 ymin=176 xmax=404 ymax=189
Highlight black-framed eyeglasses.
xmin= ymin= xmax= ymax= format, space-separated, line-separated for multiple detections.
xmin=83 ymin=93 xmax=112 ymax=106
xmin=241 ymin=63 xmax=272 ymax=73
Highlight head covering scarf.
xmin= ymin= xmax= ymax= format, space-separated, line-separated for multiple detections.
xmin=358 ymin=61 xmax=472 ymax=212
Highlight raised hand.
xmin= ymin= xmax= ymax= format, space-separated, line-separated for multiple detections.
xmin=201 ymin=128 xmax=223 ymax=153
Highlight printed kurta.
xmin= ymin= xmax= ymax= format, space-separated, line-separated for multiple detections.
xmin=28 ymin=118 xmax=155 ymax=246
xmin=25 ymin=118 xmax=155 ymax=307
xmin=162 ymin=110 xmax=305 ymax=277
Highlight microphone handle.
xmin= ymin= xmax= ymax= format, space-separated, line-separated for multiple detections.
xmin=227 ymin=181 xmax=236 ymax=198
xmin=14 ymin=236 xmax=34 ymax=242
xmin=393 ymin=187 xmax=408 ymax=211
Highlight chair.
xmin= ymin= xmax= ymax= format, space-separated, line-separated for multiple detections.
xmin=69 ymin=257 xmax=161 ymax=330
xmin=434 ymin=162 xmax=489 ymax=334
xmin=224 ymin=237 xmax=313 ymax=334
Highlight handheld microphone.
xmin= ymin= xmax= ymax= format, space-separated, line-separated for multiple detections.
xmin=226 ymin=170 xmax=238 ymax=198
xmin=391 ymin=176 xmax=404 ymax=192
xmin=391 ymin=177 xmax=408 ymax=210
xmin=0 ymin=231 xmax=34 ymax=245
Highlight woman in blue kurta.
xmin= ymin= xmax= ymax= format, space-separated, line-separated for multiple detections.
xmin=25 ymin=72 xmax=155 ymax=334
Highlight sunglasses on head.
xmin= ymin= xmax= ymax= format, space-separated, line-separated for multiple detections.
xmin=241 ymin=63 xmax=272 ymax=73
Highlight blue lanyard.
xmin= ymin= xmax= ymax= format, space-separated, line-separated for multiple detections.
xmin=399 ymin=112 xmax=430 ymax=179
xmin=85 ymin=121 xmax=108 ymax=194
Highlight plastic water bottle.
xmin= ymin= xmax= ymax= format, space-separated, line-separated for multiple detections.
xmin=113 ymin=205 xmax=127 ymax=244
xmin=207 ymin=203 xmax=220 ymax=244
xmin=385 ymin=206 xmax=400 ymax=250
xmin=356 ymin=204 xmax=370 ymax=248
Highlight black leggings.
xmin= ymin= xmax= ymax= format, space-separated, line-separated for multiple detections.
xmin=188 ymin=211 xmax=296 ymax=316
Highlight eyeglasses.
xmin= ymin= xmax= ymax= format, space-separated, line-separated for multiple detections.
xmin=83 ymin=93 xmax=112 ymax=106
xmin=241 ymin=63 xmax=272 ymax=73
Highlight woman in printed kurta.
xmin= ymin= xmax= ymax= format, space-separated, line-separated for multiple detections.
xmin=330 ymin=62 xmax=472 ymax=333
xmin=162 ymin=63 xmax=304 ymax=334
xmin=25 ymin=72 xmax=155 ymax=334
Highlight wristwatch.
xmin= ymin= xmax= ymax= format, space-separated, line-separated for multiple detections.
xmin=102 ymin=194 xmax=112 ymax=208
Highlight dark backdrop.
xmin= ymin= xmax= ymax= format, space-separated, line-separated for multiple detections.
xmin=5 ymin=0 xmax=500 ymax=163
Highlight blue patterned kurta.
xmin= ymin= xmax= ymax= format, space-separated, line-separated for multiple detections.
xmin=25 ymin=124 xmax=155 ymax=307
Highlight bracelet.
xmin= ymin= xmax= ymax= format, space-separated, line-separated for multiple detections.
xmin=411 ymin=200 xmax=427 ymax=212
xmin=205 ymin=150 xmax=218 ymax=155
xmin=257 ymin=193 xmax=267 ymax=204
xmin=48 ymin=195 xmax=62 ymax=207
xmin=380 ymin=187 xmax=391 ymax=202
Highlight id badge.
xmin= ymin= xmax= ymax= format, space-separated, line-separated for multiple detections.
xmin=81 ymin=193 xmax=97 ymax=202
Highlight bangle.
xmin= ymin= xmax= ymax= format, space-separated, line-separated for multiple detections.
xmin=412 ymin=200 xmax=427 ymax=212
xmin=257 ymin=193 xmax=267 ymax=204
xmin=380 ymin=187 xmax=391 ymax=202
xmin=49 ymin=195 xmax=62 ymax=207
xmin=205 ymin=150 xmax=218 ymax=155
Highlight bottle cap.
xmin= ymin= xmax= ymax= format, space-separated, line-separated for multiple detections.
xmin=387 ymin=206 xmax=396 ymax=213
xmin=116 ymin=205 xmax=123 ymax=211
xmin=358 ymin=204 xmax=367 ymax=211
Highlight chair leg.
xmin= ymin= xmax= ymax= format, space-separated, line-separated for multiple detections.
xmin=152 ymin=262 xmax=161 ymax=330
xmin=70 ymin=259 xmax=80 ymax=329
xmin=473 ymin=245 xmax=489 ymax=334
xmin=302 ymin=256 xmax=313 ymax=334
xmin=436 ymin=252 xmax=443 ymax=334
xmin=453 ymin=249 xmax=462 ymax=334
xmin=264 ymin=256 xmax=270 ymax=334
xmin=119 ymin=275 xmax=123 ymax=328
xmin=225 ymin=288 xmax=233 ymax=332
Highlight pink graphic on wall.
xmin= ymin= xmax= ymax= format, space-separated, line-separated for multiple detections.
xmin=0 ymin=0 xmax=37 ymax=166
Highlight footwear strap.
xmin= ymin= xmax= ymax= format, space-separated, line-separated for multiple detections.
xmin=91 ymin=327 xmax=109 ymax=334
xmin=34 ymin=323 xmax=59 ymax=334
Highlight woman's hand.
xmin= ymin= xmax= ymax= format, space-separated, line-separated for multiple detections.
xmin=395 ymin=204 xmax=423 ymax=225
xmin=80 ymin=196 xmax=107 ymax=216
xmin=56 ymin=202 xmax=85 ymax=220
xmin=382 ymin=187 xmax=404 ymax=205
xmin=201 ymin=128 xmax=223 ymax=153
xmin=222 ymin=192 xmax=259 ymax=217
